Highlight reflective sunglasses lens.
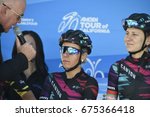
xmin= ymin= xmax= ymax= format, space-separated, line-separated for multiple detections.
xmin=61 ymin=46 xmax=80 ymax=55
xmin=68 ymin=47 xmax=79 ymax=54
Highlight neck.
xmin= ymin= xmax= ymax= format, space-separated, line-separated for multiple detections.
xmin=66 ymin=66 xmax=81 ymax=79
xmin=131 ymin=49 xmax=147 ymax=59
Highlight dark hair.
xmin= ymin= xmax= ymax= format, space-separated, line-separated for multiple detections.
xmin=59 ymin=30 xmax=92 ymax=54
xmin=12 ymin=30 xmax=48 ymax=78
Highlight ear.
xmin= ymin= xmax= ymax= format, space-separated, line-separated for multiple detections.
xmin=146 ymin=35 xmax=150 ymax=46
xmin=81 ymin=52 xmax=88 ymax=63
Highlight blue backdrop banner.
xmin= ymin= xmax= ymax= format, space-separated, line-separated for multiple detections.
xmin=1 ymin=0 xmax=150 ymax=99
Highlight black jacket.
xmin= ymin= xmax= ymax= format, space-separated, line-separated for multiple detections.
xmin=0 ymin=53 xmax=28 ymax=80
xmin=4 ymin=71 xmax=46 ymax=100
xmin=0 ymin=24 xmax=28 ymax=80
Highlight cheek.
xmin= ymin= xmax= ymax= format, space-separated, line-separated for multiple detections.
xmin=124 ymin=37 xmax=126 ymax=42
xmin=67 ymin=55 xmax=80 ymax=67
xmin=3 ymin=18 xmax=10 ymax=30
xmin=124 ymin=37 xmax=128 ymax=45
xmin=71 ymin=56 xmax=80 ymax=64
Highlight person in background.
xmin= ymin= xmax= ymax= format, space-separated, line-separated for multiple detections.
xmin=39 ymin=29 xmax=99 ymax=100
xmin=0 ymin=0 xmax=36 ymax=99
xmin=106 ymin=13 xmax=150 ymax=100
xmin=4 ymin=31 xmax=48 ymax=100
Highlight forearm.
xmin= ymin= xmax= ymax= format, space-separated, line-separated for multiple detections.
xmin=0 ymin=53 xmax=28 ymax=80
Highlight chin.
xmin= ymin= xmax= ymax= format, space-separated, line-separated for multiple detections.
xmin=64 ymin=66 xmax=70 ymax=69
xmin=127 ymin=48 xmax=134 ymax=52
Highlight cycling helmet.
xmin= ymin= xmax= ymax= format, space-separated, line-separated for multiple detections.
xmin=122 ymin=13 xmax=150 ymax=32
xmin=59 ymin=30 xmax=92 ymax=54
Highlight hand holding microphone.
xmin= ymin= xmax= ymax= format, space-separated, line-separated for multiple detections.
xmin=13 ymin=26 xmax=36 ymax=61
xmin=13 ymin=26 xmax=26 ymax=45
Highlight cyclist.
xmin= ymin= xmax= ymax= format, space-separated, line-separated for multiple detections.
xmin=39 ymin=29 xmax=99 ymax=100
xmin=107 ymin=13 xmax=150 ymax=100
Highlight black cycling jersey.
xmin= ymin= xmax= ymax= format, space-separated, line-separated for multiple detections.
xmin=39 ymin=69 xmax=99 ymax=100
xmin=107 ymin=52 xmax=150 ymax=100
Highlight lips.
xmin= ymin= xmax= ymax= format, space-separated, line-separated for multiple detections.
xmin=126 ymin=43 xmax=134 ymax=46
xmin=62 ymin=60 xmax=69 ymax=63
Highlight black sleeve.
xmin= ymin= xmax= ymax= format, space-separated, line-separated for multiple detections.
xmin=0 ymin=53 xmax=28 ymax=80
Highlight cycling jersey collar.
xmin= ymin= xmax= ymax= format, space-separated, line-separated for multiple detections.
xmin=64 ymin=68 xmax=84 ymax=80
xmin=127 ymin=51 xmax=150 ymax=65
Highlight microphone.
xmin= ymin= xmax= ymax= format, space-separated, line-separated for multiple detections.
xmin=13 ymin=26 xmax=26 ymax=45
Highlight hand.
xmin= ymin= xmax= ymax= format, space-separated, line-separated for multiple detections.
xmin=16 ymin=38 xmax=36 ymax=61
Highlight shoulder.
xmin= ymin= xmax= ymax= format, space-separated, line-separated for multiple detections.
xmin=108 ymin=58 xmax=127 ymax=74
xmin=50 ymin=72 xmax=64 ymax=76
xmin=110 ymin=58 xmax=126 ymax=68
xmin=48 ymin=72 xmax=65 ymax=79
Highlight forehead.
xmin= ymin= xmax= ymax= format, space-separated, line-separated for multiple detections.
xmin=62 ymin=42 xmax=80 ymax=49
xmin=7 ymin=0 xmax=26 ymax=14
xmin=126 ymin=27 xmax=144 ymax=33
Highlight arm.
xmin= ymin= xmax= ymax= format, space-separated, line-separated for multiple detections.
xmin=0 ymin=53 xmax=28 ymax=80
xmin=106 ymin=63 xmax=119 ymax=100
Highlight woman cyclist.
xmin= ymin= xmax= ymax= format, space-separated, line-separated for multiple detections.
xmin=107 ymin=13 xmax=150 ymax=100
xmin=39 ymin=29 xmax=99 ymax=100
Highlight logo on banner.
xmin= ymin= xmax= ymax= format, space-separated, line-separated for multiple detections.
xmin=85 ymin=58 xmax=105 ymax=78
xmin=59 ymin=58 xmax=105 ymax=79
xmin=58 ymin=11 xmax=110 ymax=33
xmin=19 ymin=18 xmax=38 ymax=26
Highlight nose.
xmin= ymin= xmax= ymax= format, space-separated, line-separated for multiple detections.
xmin=125 ymin=34 xmax=133 ymax=41
xmin=62 ymin=52 xmax=69 ymax=57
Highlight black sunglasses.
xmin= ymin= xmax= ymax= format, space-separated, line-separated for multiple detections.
xmin=61 ymin=46 xmax=81 ymax=55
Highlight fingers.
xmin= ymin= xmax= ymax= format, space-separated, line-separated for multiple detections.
xmin=16 ymin=37 xmax=21 ymax=48
xmin=15 ymin=37 xmax=36 ymax=61
xmin=19 ymin=44 xmax=36 ymax=61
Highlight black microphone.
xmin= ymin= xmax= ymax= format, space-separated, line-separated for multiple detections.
xmin=13 ymin=26 xmax=26 ymax=45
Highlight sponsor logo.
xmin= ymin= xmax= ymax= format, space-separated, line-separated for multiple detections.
xmin=19 ymin=18 xmax=38 ymax=26
xmin=85 ymin=58 xmax=105 ymax=78
xmin=58 ymin=11 xmax=110 ymax=34
xmin=120 ymin=63 xmax=136 ymax=79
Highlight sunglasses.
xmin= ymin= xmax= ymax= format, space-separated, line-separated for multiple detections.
xmin=61 ymin=46 xmax=81 ymax=55
xmin=122 ymin=19 xmax=146 ymax=29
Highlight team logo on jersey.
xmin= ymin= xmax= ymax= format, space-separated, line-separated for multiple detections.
xmin=120 ymin=63 xmax=136 ymax=79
